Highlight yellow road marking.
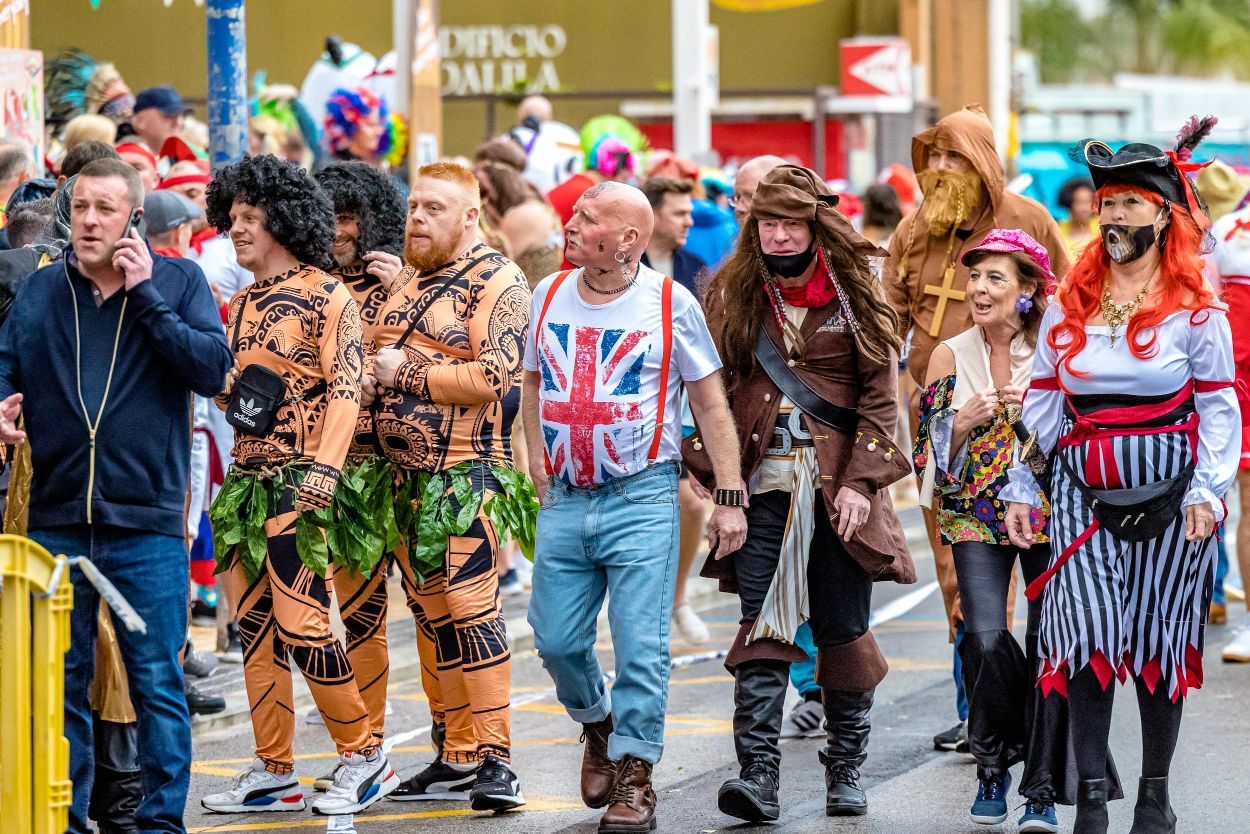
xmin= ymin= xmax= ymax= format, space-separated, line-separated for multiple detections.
xmin=188 ymin=797 xmax=583 ymax=832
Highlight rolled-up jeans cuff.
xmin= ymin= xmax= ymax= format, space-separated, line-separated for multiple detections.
xmin=566 ymin=689 xmax=612 ymax=725
xmin=608 ymin=732 xmax=663 ymax=765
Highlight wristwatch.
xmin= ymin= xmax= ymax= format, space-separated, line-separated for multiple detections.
xmin=714 ymin=488 xmax=746 ymax=507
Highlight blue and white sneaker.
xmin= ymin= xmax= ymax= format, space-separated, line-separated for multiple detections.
xmin=970 ymin=771 xmax=1011 ymax=825
xmin=311 ymin=751 xmax=400 ymax=815
xmin=201 ymin=759 xmax=306 ymax=813
xmin=1018 ymin=798 xmax=1059 ymax=833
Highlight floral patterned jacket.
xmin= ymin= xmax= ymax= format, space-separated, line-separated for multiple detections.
xmin=913 ymin=373 xmax=1049 ymax=545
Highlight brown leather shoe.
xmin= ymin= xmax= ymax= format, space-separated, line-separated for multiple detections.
xmin=581 ymin=716 xmax=616 ymax=807
xmin=598 ymin=755 xmax=657 ymax=832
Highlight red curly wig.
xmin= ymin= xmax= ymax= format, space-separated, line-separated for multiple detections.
xmin=1048 ymin=184 xmax=1214 ymax=385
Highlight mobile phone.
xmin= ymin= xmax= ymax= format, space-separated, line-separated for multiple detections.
xmin=123 ymin=207 xmax=142 ymax=240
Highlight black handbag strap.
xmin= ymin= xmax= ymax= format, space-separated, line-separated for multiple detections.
xmin=753 ymin=327 xmax=858 ymax=436
xmin=230 ymin=286 xmax=251 ymax=353
xmin=393 ymin=251 xmax=495 ymax=351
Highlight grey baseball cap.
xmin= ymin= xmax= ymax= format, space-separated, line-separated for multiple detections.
xmin=143 ymin=190 xmax=203 ymax=235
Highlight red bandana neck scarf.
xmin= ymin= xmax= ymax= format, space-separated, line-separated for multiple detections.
xmin=189 ymin=226 xmax=218 ymax=256
xmin=773 ymin=249 xmax=836 ymax=308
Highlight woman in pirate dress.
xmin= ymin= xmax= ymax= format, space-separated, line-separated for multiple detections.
xmin=913 ymin=228 xmax=1058 ymax=832
xmin=1004 ymin=120 xmax=1241 ymax=834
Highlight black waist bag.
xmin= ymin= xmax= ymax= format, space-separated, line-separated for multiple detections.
xmin=1059 ymin=454 xmax=1195 ymax=542
xmin=226 ymin=364 xmax=288 ymax=437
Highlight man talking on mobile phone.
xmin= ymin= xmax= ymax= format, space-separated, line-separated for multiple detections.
xmin=0 ymin=157 xmax=231 ymax=834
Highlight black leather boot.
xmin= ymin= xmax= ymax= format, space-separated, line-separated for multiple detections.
xmin=718 ymin=661 xmax=787 ymax=822
xmin=1129 ymin=777 xmax=1176 ymax=834
xmin=821 ymin=688 xmax=873 ymax=816
xmin=1074 ymin=778 xmax=1110 ymax=834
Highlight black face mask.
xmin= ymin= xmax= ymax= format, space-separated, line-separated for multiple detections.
xmin=762 ymin=241 xmax=817 ymax=278
xmin=1101 ymin=214 xmax=1164 ymax=265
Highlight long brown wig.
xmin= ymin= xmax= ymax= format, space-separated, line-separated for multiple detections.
xmin=708 ymin=219 xmax=902 ymax=390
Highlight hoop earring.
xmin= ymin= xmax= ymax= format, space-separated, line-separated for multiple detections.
xmin=614 ymin=250 xmax=627 ymax=264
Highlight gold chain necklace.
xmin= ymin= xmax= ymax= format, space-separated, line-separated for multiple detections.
xmin=1100 ymin=280 xmax=1150 ymax=346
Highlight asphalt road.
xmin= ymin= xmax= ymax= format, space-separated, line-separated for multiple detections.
xmin=184 ymin=543 xmax=1250 ymax=834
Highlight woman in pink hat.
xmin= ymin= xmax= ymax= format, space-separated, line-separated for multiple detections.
xmin=913 ymin=228 xmax=1059 ymax=832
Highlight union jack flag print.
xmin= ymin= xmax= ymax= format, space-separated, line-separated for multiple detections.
xmin=538 ymin=322 xmax=654 ymax=486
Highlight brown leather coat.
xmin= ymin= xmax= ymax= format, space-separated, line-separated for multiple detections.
xmin=683 ymin=293 xmax=917 ymax=588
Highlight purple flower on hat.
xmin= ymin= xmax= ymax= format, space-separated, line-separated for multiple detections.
xmin=960 ymin=228 xmax=1057 ymax=292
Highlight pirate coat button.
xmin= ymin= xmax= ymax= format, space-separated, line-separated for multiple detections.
xmin=867 ymin=439 xmax=878 ymax=451
xmin=751 ymin=433 xmax=760 ymax=442
xmin=693 ymin=441 xmax=703 ymax=450
xmin=787 ymin=359 xmax=796 ymax=367
xmin=764 ymin=393 xmax=771 ymax=402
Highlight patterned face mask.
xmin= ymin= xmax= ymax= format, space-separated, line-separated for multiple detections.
xmin=1101 ymin=208 xmax=1167 ymax=264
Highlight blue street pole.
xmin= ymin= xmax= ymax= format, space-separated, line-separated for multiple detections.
xmin=206 ymin=0 xmax=248 ymax=169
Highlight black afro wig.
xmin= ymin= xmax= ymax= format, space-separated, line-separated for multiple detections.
xmin=205 ymin=154 xmax=335 ymax=271
xmin=315 ymin=161 xmax=406 ymax=257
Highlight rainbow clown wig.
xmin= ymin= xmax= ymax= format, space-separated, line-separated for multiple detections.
xmin=323 ymin=86 xmax=395 ymax=160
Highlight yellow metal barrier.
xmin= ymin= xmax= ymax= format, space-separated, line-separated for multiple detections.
xmin=0 ymin=534 xmax=73 ymax=834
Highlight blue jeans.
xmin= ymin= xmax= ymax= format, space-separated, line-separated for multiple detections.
xmin=31 ymin=525 xmax=191 ymax=834
xmin=528 ymin=462 xmax=680 ymax=764
xmin=788 ymin=621 xmax=820 ymax=697
xmin=954 ymin=620 xmax=969 ymax=722
xmin=1214 ymin=527 xmax=1229 ymax=607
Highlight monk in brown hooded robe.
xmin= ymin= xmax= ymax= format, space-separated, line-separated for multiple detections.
xmin=884 ymin=105 xmax=1070 ymax=744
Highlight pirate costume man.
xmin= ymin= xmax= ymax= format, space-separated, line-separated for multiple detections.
xmin=1003 ymin=118 xmax=1241 ymax=834
xmin=686 ymin=165 xmax=916 ymax=823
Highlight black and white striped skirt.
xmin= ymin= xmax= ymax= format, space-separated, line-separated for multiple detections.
xmin=1037 ymin=417 xmax=1215 ymax=701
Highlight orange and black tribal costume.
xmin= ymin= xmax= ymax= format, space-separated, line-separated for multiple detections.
xmin=329 ymin=260 xmax=399 ymax=749
xmin=371 ymin=242 xmax=531 ymax=765
xmin=215 ymin=263 xmax=374 ymax=774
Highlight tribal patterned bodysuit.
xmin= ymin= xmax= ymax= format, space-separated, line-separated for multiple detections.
xmin=370 ymin=242 xmax=531 ymax=764
xmin=216 ymin=263 xmax=372 ymax=771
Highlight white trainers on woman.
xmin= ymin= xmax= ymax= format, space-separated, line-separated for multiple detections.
xmin=674 ymin=602 xmax=710 ymax=645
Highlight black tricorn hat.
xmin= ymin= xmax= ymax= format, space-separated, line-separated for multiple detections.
xmin=1078 ymin=141 xmax=1186 ymax=204
xmin=1072 ymin=115 xmax=1218 ymax=226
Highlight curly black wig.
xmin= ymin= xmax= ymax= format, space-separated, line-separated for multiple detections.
xmin=205 ymin=154 xmax=335 ymax=270
xmin=315 ymin=161 xmax=406 ymax=257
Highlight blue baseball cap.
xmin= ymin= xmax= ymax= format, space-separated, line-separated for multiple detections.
xmin=134 ymin=85 xmax=191 ymax=116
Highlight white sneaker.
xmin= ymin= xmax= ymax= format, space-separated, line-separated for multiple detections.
xmin=201 ymin=759 xmax=306 ymax=813
xmin=673 ymin=602 xmax=710 ymax=645
xmin=311 ymin=751 xmax=400 ymax=815
xmin=514 ymin=556 xmax=533 ymax=590
xmin=1223 ymin=614 xmax=1250 ymax=662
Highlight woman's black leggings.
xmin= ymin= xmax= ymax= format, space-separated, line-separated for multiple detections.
xmin=952 ymin=540 xmax=1050 ymax=779
xmin=1068 ymin=667 xmax=1185 ymax=781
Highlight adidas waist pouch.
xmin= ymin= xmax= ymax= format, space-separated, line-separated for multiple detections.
xmin=226 ymin=364 xmax=288 ymax=437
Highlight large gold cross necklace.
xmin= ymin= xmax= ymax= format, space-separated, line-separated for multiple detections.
xmin=1100 ymin=279 xmax=1150 ymax=347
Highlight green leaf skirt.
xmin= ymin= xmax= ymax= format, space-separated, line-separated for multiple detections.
xmin=394 ymin=461 xmax=539 ymax=584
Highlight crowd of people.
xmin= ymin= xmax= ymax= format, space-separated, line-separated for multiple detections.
xmin=0 ymin=51 xmax=1246 ymax=834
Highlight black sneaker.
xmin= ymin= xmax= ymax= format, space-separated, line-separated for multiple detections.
xmin=191 ymin=598 xmax=217 ymax=628
xmin=469 ymin=754 xmax=525 ymax=812
xmin=933 ymin=720 xmax=969 ymax=753
xmin=220 ymin=623 xmax=243 ymax=664
xmin=185 ymin=680 xmax=226 ymax=715
xmin=388 ymin=760 xmax=477 ymax=801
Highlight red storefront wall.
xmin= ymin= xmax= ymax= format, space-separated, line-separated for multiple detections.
xmin=638 ymin=119 xmax=846 ymax=179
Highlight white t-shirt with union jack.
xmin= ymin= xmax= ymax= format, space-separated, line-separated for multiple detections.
xmin=523 ymin=264 xmax=722 ymax=486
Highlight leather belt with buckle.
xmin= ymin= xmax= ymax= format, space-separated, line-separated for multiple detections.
xmin=765 ymin=409 xmax=816 ymax=456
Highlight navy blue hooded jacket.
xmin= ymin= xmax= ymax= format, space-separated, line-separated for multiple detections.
xmin=0 ymin=252 xmax=232 ymax=537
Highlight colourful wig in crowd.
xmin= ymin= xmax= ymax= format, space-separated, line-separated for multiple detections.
xmin=323 ymin=86 xmax=392 ymax=160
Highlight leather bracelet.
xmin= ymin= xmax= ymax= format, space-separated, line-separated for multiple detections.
xmin=714 ymin=488 xmax=746 ymax=507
